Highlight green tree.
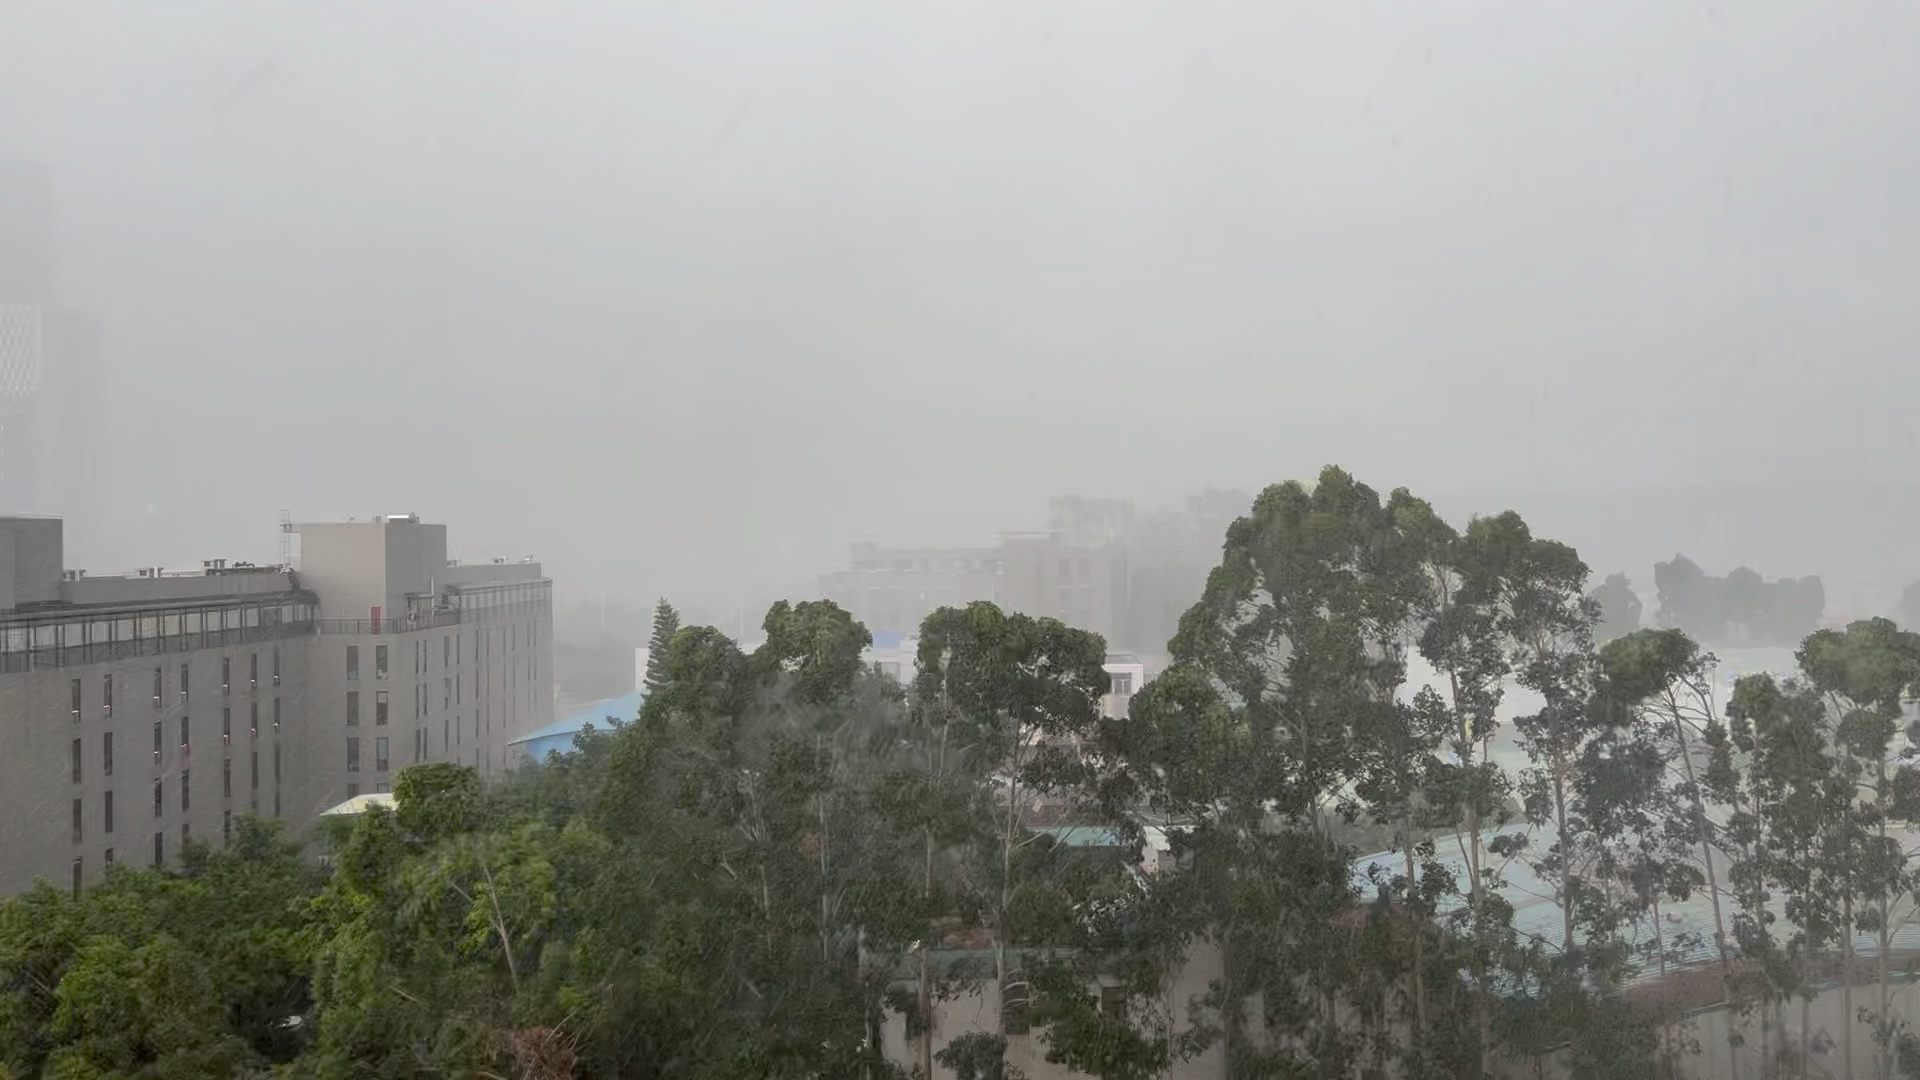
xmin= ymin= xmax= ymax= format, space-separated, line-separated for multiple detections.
xmin=1591 ymin=573 xmax=1644 ymax=642
xmin=1796 ymin=618 xmax=1920 ymax=1080
xmin=643 ymin=598 xmax=681 ymax=694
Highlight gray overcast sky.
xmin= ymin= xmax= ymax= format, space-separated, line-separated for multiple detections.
xmin=5 ymin=0 xmax=1919 ymax=611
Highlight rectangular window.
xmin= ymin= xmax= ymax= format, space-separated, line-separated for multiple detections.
xmin=272 ymin=648 xmax=281 ymax=686
xmin=375 ymin=644 xmax=388 ymax=680
xmin=347 ymin=690 xmax=360 ymax=727
xmin=152 ymin=832 xmax=162 ymax=867
xmin=223 ymin=810 xmax=231 ymax=841
xmin=223 ymin=759 xmax=232 ymax=797
xmin=346 ymin=782 xmax=360 ymax=799
xmin=181 ymin=769 xmax=190 ymax=812
xmin=375 ymin=690 xmax=388 ymax=726
xmin=375 ymin=781 xmax=390 ymax=794
xmin=443 ymin=714 xmax=449 ymax=750
xmin=444 ymin=636 xmax=451 ymax=667
xmin=180 ymin=663 xmax=189 ymax=701
xmin=104 ymin=790 xmax=113 ymax=834
xmin=250 ymin=750 xmax=258 ymax=790
xmin=376 ymin=736 xmax=389 ymax=773
xmin=102 ymin=732 xmax=113 ymax=777
xmin=273 ymin=743 xmax=281 ymax=784
xmin=104 ymin=847 xmax=113 ymax=867
xmin=152 ymin=777 xmax=162 ymax=818
xmin=71 ymin=859 xmax=81 ymax=897
xmin=347 ymin=737 xmax=360 ymax=773
xmin=249 ymin=701 xmax=258 ymax=739
xmin=102 ymin=674 xmax=113 ymax=717
xmin=152 ymin=666 xmax=163 ymax=706
xmin=250 ymin=652 xmax=259 ymax=689
xmin=273 ymin=698 xmax=281 ymax=733
xmin=222 ymin=707 xmax=231 ymax=746
xmin=179 ymin=717 xmax=189 ymax=750
xmin=71 ymin=797 xmax=82 ymax=843
xmin=222 ymin=657 xmax=231 ymax=695
xmin=151 ymin=721 xmax=161 ymax=765
xmin=70 ymin=737 xmax=81 ymax=783
xmin=70 ymin=678 xmax=81 ymax=721
xmin=347 ymin=644 xmax=360 ymax=681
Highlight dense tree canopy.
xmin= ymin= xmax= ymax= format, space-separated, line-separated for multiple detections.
xmin=5 ymin=468 xmax=1918 ymax=1080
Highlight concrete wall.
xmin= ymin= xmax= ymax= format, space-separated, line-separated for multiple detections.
xmin=293 ymin=523 xmax=389 ymax=619
xmin=0 ymin=631 xmax=313 ymax=895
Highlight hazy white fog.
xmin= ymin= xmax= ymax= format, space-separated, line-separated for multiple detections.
xmin=6 ymin=0 xmax=1920 ymax=614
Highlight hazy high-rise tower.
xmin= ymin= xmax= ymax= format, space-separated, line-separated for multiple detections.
xmin=0 ymin=160 xmax=54 ymax=513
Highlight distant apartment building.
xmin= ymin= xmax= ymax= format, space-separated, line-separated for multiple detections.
xmin=820 ymin=533 xmax=1122 ymax=641
xmin=0 ymin=514 xmax=552 ymax=896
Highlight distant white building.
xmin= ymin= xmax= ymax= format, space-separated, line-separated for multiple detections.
xmin=1103 ymin=654 xmax=1147 ymax=719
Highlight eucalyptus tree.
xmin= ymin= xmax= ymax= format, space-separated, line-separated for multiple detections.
xmin=1726 ymin=673 xmax=1852 ymax=1079
xmin=1796 ymin=618 xmax=1920 ymax=1080
xmin=911 ymin=601 xmax=1116 ymax=1075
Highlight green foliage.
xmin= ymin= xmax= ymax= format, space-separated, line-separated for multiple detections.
xmin=643 ymin=598 xmax=681 ymax=694
xmin=0 ymin=818 xmax=318 ymax=1080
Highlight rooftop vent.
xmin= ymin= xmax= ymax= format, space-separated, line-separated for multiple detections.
xmin=383 ymin=513 xmax=419 ymax=524
xmin=491 ymin=557 xmax=508 ymax=565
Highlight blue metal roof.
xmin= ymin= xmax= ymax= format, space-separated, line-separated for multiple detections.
xmin=509 ymin=689 xmax=645 ymax=762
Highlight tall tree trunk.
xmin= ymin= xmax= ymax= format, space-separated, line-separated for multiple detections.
xmin=1668 ymin=693 xmax=1742 ymax=1080
xmin=1845 ymin=889 xmax=1858 ymax=1080
xmin=1403 ymin=843 xmax=1428 ymax=1037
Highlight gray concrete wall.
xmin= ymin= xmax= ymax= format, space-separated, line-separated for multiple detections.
xmin=293 ymin=523 xmax=389 ymax=619
xmin=0 ymin=632 xmax=313 ymax=895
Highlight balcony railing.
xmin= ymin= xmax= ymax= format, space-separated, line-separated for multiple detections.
xmin=315 ymin=609 xmax=463 ymax=636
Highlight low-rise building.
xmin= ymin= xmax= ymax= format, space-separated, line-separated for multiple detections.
xmin=0 ymin=513 xmax=553 ymax=895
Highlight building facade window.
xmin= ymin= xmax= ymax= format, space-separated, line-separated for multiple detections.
xmin=180 ymin=663 xmax=189 ymax=701
xmin=251 ymin=751 xmax=259 ymax=790
xmin=223 ymin=759 xmax=232 ymax=798
xmin=102 ymin=674 xmax=112 ymax=717
xmin=223 ymin=810 xmax=231 ymax=841
xmin=272 ymin=648 xmax=281 ymax=686
xmin=152 ymin=721 xmax=161 ymax=765
xmin=152 ymin=778 xmax=162 ymax=818
xmin=347 ymin=737 xmax=360 ymax=773
xmin=180 ymin=717 xmax=189 ymax=750
xmin=152 ymin=666 xmax=163 ymax=706
xmin=347 ymin=690 xmax=360 ymax=726
xmin=375 ymin=736 xmax=390 ymax=773
xmin=223 ymin=707 xmax=231 ymax=745
xmin=347 ymin=644 xmax=360 ymax=681
xmin=375 ymin=644 xmax=389 ymax=680
xmin=102 ymin=732 xmax=113 ymax=777
xmin=70 ymin=738 xmax=81 ymax=783
xmin=70 ymin=678 xmax=81 ymax=721
xmin=273 ymin=698 xmax=281 ymax=732
xmin=71 ymin=797 xmax=82 ymax=843
xmin=181 ymin=770 xmax=190 ymax=812
xmin=104 ymin=790 xmax=113 ymax=834
xmin=250 ymin=652 xmax=259 ymax=689
xmin=222 ymin=657 xmax=231 ymax=695
xmin=375 ymin=690 xmax=389 ymax=726
xmin=70 ymin=859 xmax=81 ymax=896
xmin=250 ymin=701 xmax=258 ymax=739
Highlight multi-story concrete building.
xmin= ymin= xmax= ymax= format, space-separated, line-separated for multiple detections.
xmin=0 ymin=513 xmax=552 ymax=896
xmin=819 ymin=532 xmax=1120 ymax=642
